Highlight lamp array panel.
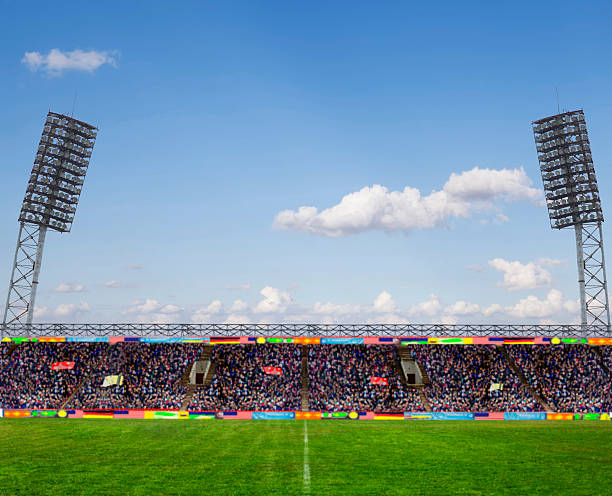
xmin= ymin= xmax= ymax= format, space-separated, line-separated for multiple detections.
xmin=533 ymin=110 xmax=602 ymax=229
xmin=19 ymin=112 xmax=97 ymax=233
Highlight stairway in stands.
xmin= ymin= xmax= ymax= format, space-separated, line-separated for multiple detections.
xmin=499 ymin=345 xmax=553 ymax=412
xmin=395 ymin=346 xmax=432 ymax=412
xmin=301 ymin=345 xmax=309 ymax=411
xmin=6 ymin=342 xmax=19 ymax=358
xmin=62 ymin=344 xmax=112 ymax=409
xmin=180 ymin=345 xmax=215 ymax=410
xmin=591 ymin=346 xmax=610 ymax=374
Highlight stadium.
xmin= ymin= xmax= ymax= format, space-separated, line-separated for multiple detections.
xmin=2 ymin=4 xmax=612 ymax=496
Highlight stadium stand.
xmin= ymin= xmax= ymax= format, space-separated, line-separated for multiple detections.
xmin=0 ymin=343 xmax=106 ymax=409
xmin=69 ymin=343 xmax=202 ymax=409
xmin=308 ymin=345 xmax=425 ymax=412
xmin=0 ymin=342 xmax=610 ymax=413
xmin=407 ymin=345 xmax=540 ymax=412
xmin=189 ymin=344 xmax=302 ymax=411
xmin=505 ymin=345 xmax=611 ymax=412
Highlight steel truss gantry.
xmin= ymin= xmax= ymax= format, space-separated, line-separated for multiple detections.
xmin=1 ymin=323 xmax=609 ymax=338
xmin=575 ymin=222 xmax=611 ymax=326
xmin=2 ymin=222 xmax=47 ymax=326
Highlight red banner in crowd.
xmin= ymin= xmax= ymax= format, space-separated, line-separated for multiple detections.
xmin=51 ymin=361 xmax=75 ymax=370
xmin=263 ymin=366 xmax=282 ymax=375
xmin=370 ymin=376 xmax=388 ymax=385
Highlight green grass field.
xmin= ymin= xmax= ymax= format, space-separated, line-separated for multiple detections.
xmin=0 ymin=420 xmax=610 ymax=496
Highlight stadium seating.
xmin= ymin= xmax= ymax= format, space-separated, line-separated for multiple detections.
xmin=0 ymin=342 xmax=610 ymax=413
xmin=69 ymin=343 xmax=202 ymax=409
xmin=0 ymin=343 xmax=106 ymax=409
xmin=505 ymin=345 xmax=611 ymax=412
xmin=308 ymin=345 xmax=425 ymax=412
xmin=189 ymin=344 xmax=302 ymax=411
xmin=407 ymin=345 xmax=540 ymax=412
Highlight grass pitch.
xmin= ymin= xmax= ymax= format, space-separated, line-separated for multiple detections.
xmin=0 ymin=420 xmax=610 ymax=495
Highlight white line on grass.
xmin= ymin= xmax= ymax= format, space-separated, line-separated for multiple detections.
xmin=303 ymin=420 xmax=311 ymax=494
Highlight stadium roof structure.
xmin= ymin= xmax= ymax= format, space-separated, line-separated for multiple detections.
xmin=1 ymin=322 xmax=610 ymax=338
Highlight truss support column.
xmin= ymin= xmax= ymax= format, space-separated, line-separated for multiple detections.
xmin=2 ymin=222 xmax=45 ymax=336
xmin=2 ymin=223 xmax=25 ymax=337
xmin=596 ymin=223 xmax=610 ymax=329
xmin=578 ymin=222 xmax=611 ymax=329
xmin=26 ymin=224 xmax=47 ymax=326
xmin=575 ymin=224 xmax=588 ymax=327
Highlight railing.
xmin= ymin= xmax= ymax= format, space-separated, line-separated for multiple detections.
xmin=1 ymin=323 xmax=610 ymax=338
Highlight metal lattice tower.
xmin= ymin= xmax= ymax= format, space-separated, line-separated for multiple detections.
xmin=533 ymin=110 xmax=610 ymax=329
xmin=2 ymin=112 xmax=97 ymax=334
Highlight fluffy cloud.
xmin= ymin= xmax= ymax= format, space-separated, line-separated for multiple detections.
xmin=22 ymin=49 xmax=118 ymax=76
xmin=408 ymin=294 xmax=442 ymax=317
xmin=254 ymin=286 xmax=291 ymax=313
xmin=372 ymin=291 xmax=396 ymax=313
xmin=125 ymin=299 xmax=163 ymax=314
xmin=231 ymin=299 xmax=249 ymax=312
xmin=53 ymin=282 xmax=85 ymax=293
xmin=35 ymin=302 xmax=90 ymax=319
xmin=105 ymin=280 xmax=122 ymax=288
xmin=505 ymin=289 xmax=570 ymax=318
xmin=313 ymin=302 xmax=361 ymax=315
xmin=273 ymin=167 xmax=541 ymax=236
xmin=444 ymin=300 xmax=480 ymax=315
xmin=488 ymin=258 xmax=562 ymax=291
xmin=191 ymin=300 xmax=224 ymax=323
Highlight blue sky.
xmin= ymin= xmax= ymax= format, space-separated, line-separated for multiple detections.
xmin=1 ymin=0 xmax=611 ymax=324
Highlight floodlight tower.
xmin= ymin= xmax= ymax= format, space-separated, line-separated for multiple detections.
xmin=1 ymin=112 xmax=97 ymax=333
xmin=532 ymin=110 xmax=610 ymax=329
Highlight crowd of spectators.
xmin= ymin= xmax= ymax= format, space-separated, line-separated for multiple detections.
xmin=506 ymin=345 xmax=611 ymax=412
xmin=308 ymin=345 xmax=424 ymax=412
xmin=189 ymin=344 xmax=301 ymax=411
xmin=70 ymin=343 xmax=202 ymax=409
xmin=0 ymin=342 xmax=610 ymax=412
xmin=0 ymin=343 xmax=106 ymax=409
xmin=407 ymin=345 xmax=539 ymax=412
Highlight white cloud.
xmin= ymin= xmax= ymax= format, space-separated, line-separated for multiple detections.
xmin=408 ymin=294 xmax=442 ymax=317
xmin=22 ymin=49 xmax=118 ymax=76
xmin=36 ymin=302 xmax=90 ymax=318
xmin=191 ymin=300 xmax=224 ymax=323
xmin=372 ymin=291 xmax=396 ymax=313
xmin=444 ymin=300 xmax=480 ymax=315
xmin=254 ymin=286 xmax=291 ymax=313
xmin=127 ymin=264 xmax=142 ymax=270
xmin=123 ymin=299 xmax=162 ymax=315
xmin=105 ymin=280 xmax=122 ymax=288
xmin=482 ymin=303 xmax=504 ymax=317
xmin=231 ymin=299 xmax=249 ymax=312
xmin=505 ymin=289 xmax=566 ymax=318
xmin=313 ymin=301 xmax=361 ymax=315
xmin=273 ymin=167 xmax=541 ymax=236
xmin=488 ymin=258 xmax=557 ymax=291
xmin=160 ymin=304 xmax=182 ymax=314
xmin=53 ymin=282 xmax=85 ymax=293
xmin=206 ymin=300 xmax=224 ymax=314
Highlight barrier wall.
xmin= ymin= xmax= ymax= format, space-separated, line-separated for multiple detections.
xmin=1 ymin=409 xmax=609 ymax=421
